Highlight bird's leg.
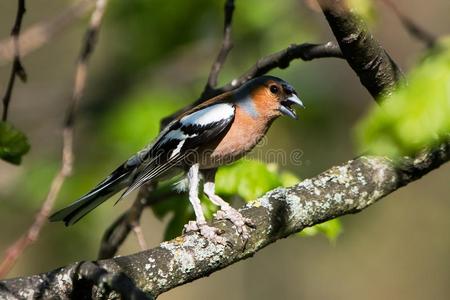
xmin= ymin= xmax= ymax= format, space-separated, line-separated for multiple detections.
xmin=203 ymin=169 xmax=255 ymax=239
xmin=183 ymin=164 xmax=226 ymax=244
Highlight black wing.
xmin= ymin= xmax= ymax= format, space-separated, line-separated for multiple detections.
xmin=120 ymin=103 xmax=235 ymax=198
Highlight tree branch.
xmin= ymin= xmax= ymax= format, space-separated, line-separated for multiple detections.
xmin=316 ymin=0 xmax=403 ymax=98
xmin=0 ymin=0 xmax=109 ymax=279
xmin=161 ymin=41 xmax=343 ymax=126
xmin=219 ymin=42 xmax=343 ymax=93
xmin=1 ymin=139 xmax=448 ymax=298
xmin=1 ymin=0 xmax=27 ymax=121
xmin=72 ymin=261 xmax=152 ymax=300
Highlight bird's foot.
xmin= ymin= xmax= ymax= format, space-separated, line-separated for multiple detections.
xmin=214 ymin=206 xmax=255 ymax=239
xmin=183 ymin=221 xmax=227 ymax=245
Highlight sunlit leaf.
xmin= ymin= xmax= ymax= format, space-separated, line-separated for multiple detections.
xmin=216 ymin=160 xmax=297 ymax=202
xmin=356 ymin=39 xmax=450 ymax=157
xmin=0 ymin=121 xmax=30 ymax=165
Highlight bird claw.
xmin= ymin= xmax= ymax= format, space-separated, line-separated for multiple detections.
xmin=214 ymin=206 xmax=255 ymax=239
xmin=183 ymin=221 xmax=227 ymax=245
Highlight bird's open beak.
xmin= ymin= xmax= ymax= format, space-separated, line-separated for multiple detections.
xmin=279 ymin=94 xmax=305 ymax=119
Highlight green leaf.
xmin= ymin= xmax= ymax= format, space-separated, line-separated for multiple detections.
xmin=299 ymin=218 xmax=343 ymax=243
xmin=215 ymin=160 xmax=299 ymax=202
xmin=0 ymin=121 xmax=30 ymax=165
xmin=356 ymin=38 xmax=450 ymax=158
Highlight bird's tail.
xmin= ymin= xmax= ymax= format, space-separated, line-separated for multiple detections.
xmin=49 ymin=163 xmax=134 ymax=226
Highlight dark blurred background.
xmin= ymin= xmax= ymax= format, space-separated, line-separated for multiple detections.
xmin=0 ymin=0 xmax=449 ymax=299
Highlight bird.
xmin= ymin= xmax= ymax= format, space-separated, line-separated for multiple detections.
xmin=49 ymin=75 xmax=304 ymax=244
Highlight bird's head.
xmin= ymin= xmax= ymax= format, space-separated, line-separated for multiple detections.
xmin=237 ymin=75 xmax=305 ymax=119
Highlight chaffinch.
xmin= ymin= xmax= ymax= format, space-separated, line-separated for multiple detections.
xmin=50 ymin=75 xmax=304 ymax=243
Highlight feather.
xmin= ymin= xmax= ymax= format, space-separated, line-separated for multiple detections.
xmin=49 ymin=163 xmax=134 ymax=225
xmin=117 ymin=103 xmax=235 ymax=200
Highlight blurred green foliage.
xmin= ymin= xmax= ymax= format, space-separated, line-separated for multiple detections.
xmin=0 ymin=121 xmax=30 ymax=165
xmin=107 ymin=0 xmax=219 ymax=73
xmin=99 ymin=89 xmax=182 ymax=153
xmin=20 ymin=161 xmax=58 ymax=206
xmin=299 ymin=218 xmax=342 ymax=243
xmin=356 ymin=39 xmax=450 ymax=157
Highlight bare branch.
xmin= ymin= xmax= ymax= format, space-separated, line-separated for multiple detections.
xmin=1 ymin=0 xmax=27 ymax=121
xmin=1 ymin=140 xmax=448 ymax=298
xmin=98 ymin=187 xmax=150 ymax=260
xmin=201 ymin=0 xmax=236 ymax=99
xmin=317 ymin=0 xmax=403 ymax=99
xmin=380 ymin=0 xmax=437 ymax=49
xmin=220 ymin=42 xmax=343 ymax=92
xmin=0 ymin=0 xmax=94 ymax=66
xmin=0 ymin=0 xmax=109 ymax=278
xmin=161 ymin=41 xmax=342 ymax=126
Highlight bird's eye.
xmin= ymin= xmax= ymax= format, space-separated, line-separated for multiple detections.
xmin=269 ymin=85 xmax=279 ymax=94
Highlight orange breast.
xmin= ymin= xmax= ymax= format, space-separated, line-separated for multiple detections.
xmin=198 ymin=106 xmax=271 ymax=169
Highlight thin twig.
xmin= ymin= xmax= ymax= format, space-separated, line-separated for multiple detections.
xmin=0 ymin=0 xmax=93 ymax=66
xmin=132 ymin=225 xmax=148 ymax=251
xmin=0 ymin=0 xmax=109 ymax=279
xmin=1 ymin=0 xmax=27 ymax=121
xmin=98 ymin=194 xmax=148 ymax=260
xmin=380 ymin=0 xmax=437 ymax=49
xmin=98 ymin=184 xmax=178 ymax=259
xmin=220 ymin=42 xmax=343 ymax=91
xmin=201 ymin=0 xmax=236 ymax=99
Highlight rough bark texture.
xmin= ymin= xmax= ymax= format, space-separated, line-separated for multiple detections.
xmin=317 ymin=0 xmax=404 ymax=98
xmin=1 ymin=140 xmax=448 ymax=299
